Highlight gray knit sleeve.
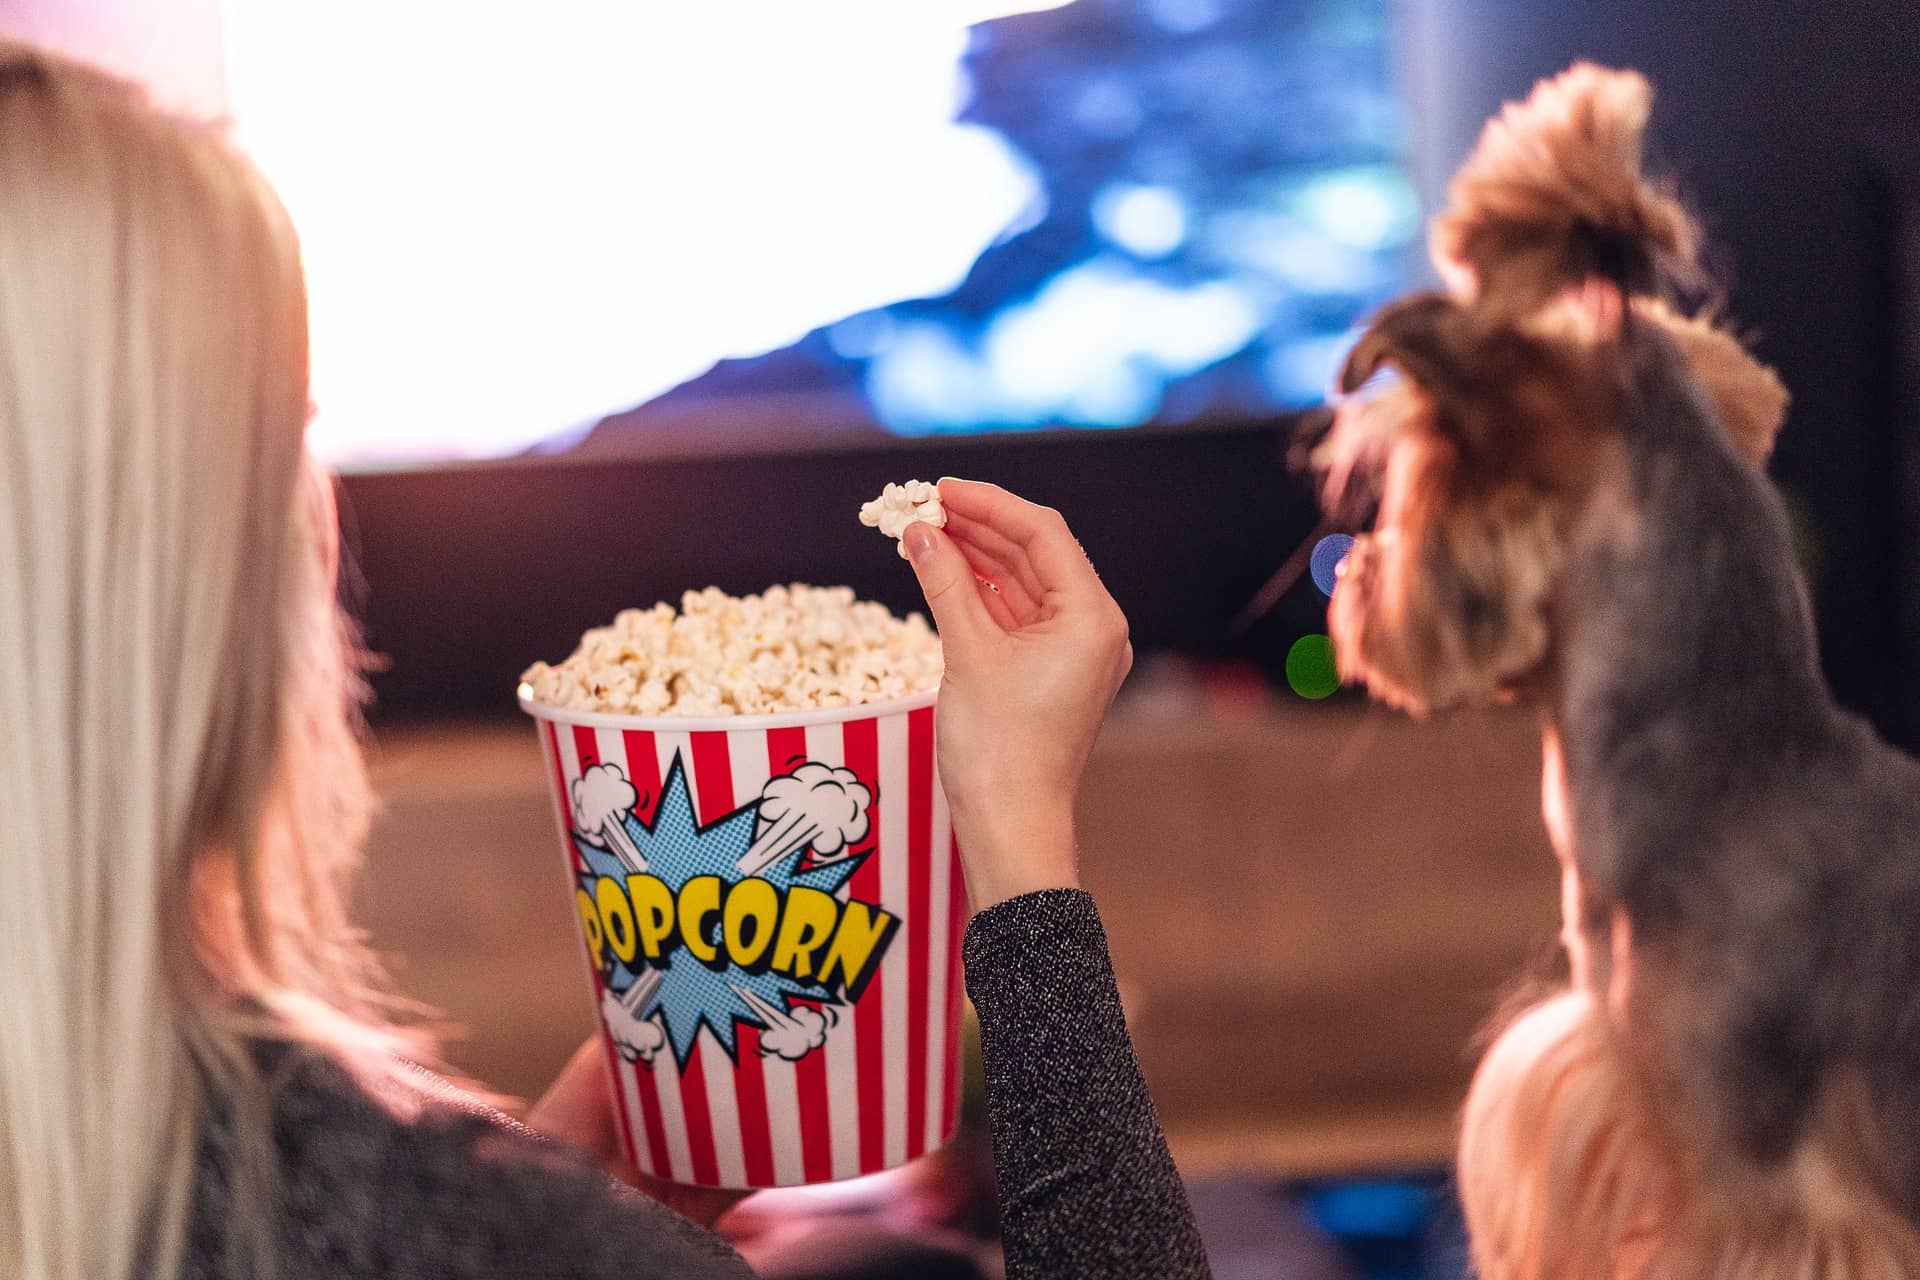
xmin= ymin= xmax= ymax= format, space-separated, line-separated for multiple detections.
xmin=963 ymin=889 xmax=1212 ymax=1280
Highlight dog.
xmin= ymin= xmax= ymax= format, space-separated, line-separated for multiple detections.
xmin=1316 ymin=63 xmax=1920 ymax=1226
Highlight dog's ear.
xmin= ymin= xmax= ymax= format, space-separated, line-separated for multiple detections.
xmin=1338 ymin=293 xmax=1471 ymax=397
xmin=1329 ymin=295 xmax=1493 ymax=520
xmin=1340 ymin=294 xmax=1508 ymax=457
xmin=1341 ymin=294 xmax=1552 ymax=467
xmin=1344 ymin=292 xmax=1621 ymax=492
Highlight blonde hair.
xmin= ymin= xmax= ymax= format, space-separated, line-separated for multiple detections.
xmin=1460 ymin=990 xmax=1920 ymax=1279
xmin=0 ymin=42 xmax=425 ymax=1280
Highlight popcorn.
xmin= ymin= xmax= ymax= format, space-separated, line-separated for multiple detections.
xmin=520 ymin=583 xmax=943 ymax=717
xmin=858 ymin=480 xmax=946 ymax=559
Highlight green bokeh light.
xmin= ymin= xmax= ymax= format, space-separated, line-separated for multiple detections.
xmin=1285 ymin=634 xmax=1340 ymax=700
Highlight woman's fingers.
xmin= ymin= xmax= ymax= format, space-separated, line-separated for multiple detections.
xmin=903 ymin=522 xmax=997 ymax=644
xmin=937 ymin=478 xmax=1105 ymax=602
xmin=528 ymin=1039 xmax=750 ymax=1225
xmin=983 ymin=573 xmax=1042 ymax=629
xmin=942 ymin=509 xmax=1046 ymax=606
xmin=526 ymin=1037 xmax=622 ymax=1166
xmin=974 ymin=574 xmax=1024 ymax=631
xmin=944 ymin=526 xmax=1043 ymax=625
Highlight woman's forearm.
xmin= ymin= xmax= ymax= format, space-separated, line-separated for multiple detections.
xmin=964 ymin=888 xmax=1212 ymax=1280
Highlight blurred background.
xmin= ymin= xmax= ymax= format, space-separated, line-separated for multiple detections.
xmin=8 ymin=0 xmax=1918 ymax=1274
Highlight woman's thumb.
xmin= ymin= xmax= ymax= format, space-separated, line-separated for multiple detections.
xmin=904 ymin=522 xmax=993 ymax=642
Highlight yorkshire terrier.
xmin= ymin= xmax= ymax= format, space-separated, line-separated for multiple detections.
xmin=1317 ymin=63 xmax=1920 ymax=1221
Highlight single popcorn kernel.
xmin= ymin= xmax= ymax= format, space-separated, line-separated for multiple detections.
xmin=858 ymin=480 xmax=946 ymax=559
xmin=519 ymin=583 xmax=942 ymax=717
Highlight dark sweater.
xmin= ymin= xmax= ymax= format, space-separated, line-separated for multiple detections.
xmin=183 ymin=889 xmax=1209 ymax=1279
xmin=963 ymin=890 xmax=1212 ymax=1280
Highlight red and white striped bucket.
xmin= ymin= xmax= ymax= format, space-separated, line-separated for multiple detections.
xmin=519 ymin=688 xmax=966 ymax=1188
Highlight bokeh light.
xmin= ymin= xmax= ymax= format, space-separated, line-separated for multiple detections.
xmin=1091 ymin=182 xmax=1190 ymax=259
xmin=1285 ymin=634 xmax=1339 ymax=700
xmin=1295 ymin=164 xmax=1422 ymax=251
xmin=1310 ymin=533 xmax=1356 ymax=597
xmin=1143 ymin=0 xmax=1228 ymax=35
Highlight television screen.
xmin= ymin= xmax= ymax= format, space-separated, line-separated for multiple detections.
xmin=213 ymin=0 xmax=1423 ymax=469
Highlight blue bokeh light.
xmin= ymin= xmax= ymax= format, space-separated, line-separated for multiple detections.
xmin=1144 ymin=0 xmax=1229 ymax=37
xmin=1306 ymin=1178 xmax=1436 ymax=1240
xmin=1296 ymin=164 xmax=1422 ymax=251
xmin=1311 ymin=532 xmax=1356 ymax=597
xmin=1091 ymin=183 xmax=1190 ymax=259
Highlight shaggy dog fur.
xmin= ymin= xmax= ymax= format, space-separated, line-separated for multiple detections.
xmin=1316 ymin=61 xmax=1920 ymax=1241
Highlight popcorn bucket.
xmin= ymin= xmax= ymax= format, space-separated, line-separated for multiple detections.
xmin=519 ymin=688 xmax=968 ymax=1188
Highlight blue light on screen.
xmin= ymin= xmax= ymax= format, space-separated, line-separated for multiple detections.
xmin=567 ymin=0 xmax=1420 ymax=458
xmin=236 ymin=0 xmax=1421 ymax=465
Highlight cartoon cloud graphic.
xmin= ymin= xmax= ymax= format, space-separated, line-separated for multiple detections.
xmin=602 ymin=986 xmax=667 ymax=1064
xmin=737 ymin=762 xmax=872 ymax=877
xmin=731 ymin=985 xmax=837 ymax=1061
xmin=573 ymin=761 xmax=648 ymax=871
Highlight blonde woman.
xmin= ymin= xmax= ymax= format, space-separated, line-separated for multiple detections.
xmin=0 ymin=39 xmax=754 ymax=1280
xmin=0 ymin=41 xmax=1213 ymax=1280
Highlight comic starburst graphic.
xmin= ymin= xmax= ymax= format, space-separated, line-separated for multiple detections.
xmin=574 ymin=755 xmax=865 ymax=1068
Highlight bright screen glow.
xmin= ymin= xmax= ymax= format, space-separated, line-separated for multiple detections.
xmin=218 ymin=0 xmax=1418 ymax=467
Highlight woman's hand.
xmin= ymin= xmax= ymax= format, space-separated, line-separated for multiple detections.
xmin=902 ymin=479 xmax=1133 ymax=911
xmin=528 ymin=1037 xmax=750 ymax=1231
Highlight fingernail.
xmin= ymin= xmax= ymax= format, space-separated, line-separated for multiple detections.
xmin=904 ymin=522 xmax=937 ymax=562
